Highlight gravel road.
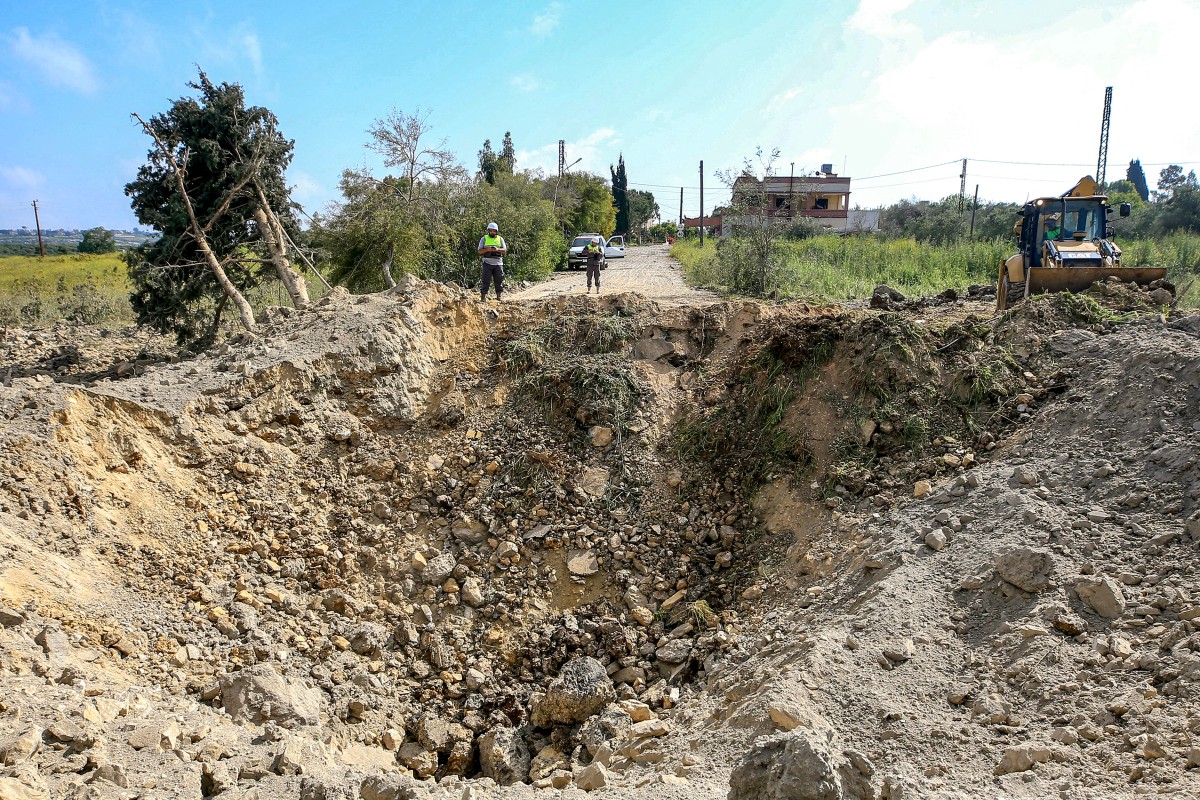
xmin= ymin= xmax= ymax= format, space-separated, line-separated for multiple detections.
xmin=511 ymin=244 xmax=719 ymax=306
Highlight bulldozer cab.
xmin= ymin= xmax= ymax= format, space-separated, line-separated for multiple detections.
xmin=1020 ymin=198 xmax=1109 ymax=268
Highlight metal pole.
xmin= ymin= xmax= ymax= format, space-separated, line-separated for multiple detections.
xmin=789 ymin=162 xmax=795 ymax=219
xmin=699 ymin=160 xmax=704 ymax=247
xmin=31 ymin=199 xmax=45 ymax=258
xmin=678 ymin=187 xmax=683 ymax=232
xmin=969 ymin=184 xmax=979 ymax=240
xmin=958 ymin=159 xmax=967 ymax=213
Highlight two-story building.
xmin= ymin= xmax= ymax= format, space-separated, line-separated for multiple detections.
xmin=730 ymin=165 xmax=860 ymax=233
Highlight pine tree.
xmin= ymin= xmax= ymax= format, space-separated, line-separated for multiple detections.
xmin=610 ymin=154 xmax=629 ymax=235
xmin=125 ymin=70 xmax=306 ymax=349
xmin=500 ymin=132 xmax=516 ymax=176
xmin=1127 ymin=159 xmax=1150 ymax=203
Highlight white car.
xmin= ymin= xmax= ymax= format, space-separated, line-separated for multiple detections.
xmin=566 ymin=234 xmax=625 ymax=270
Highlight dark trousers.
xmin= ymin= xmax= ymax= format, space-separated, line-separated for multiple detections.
xmin=481 ymin=262 xmax=504 ymax=300
xmin=586 ymin=261 xmax=601 ymax=289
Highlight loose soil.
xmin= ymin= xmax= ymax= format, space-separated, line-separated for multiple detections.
xmin=1 ymin=254 xmax=1199 ymax=799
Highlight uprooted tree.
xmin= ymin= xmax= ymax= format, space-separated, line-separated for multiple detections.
xmin=124 ymin=70 xmax=309 ymax=349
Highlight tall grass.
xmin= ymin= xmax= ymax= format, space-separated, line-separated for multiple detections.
xmin=675 ymin=232 xmax=1200 ymax=306
xmin=0 ymin=254 xmax=132 ymax=326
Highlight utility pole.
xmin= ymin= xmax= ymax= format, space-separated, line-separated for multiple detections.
xmin=958 ymin=159 xmax=967 ymax=213
xmin=1096 ymin=86 xmax=1112 ymax=185
xmin=31 ymin=199 xmax=45 ymax=258
xmin=678 ymin=187 xmax=683 ymax=231
xmin=557 ymin=140 xmax=565 ymax=178
xmin=699 ymin=160 xmax=705 ymax=247
xmin=969 ymin=184 xmax=979 ymax=240
xmin=789 ymin=162 xmax=795 ymax=219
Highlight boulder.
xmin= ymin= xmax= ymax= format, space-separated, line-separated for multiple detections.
xmin=1075 ymin=576 xmax=1126 ymax=618
xmin=220 ymin=664 xmax=322 ymax=727
xmin=728 ymin=728 xmax=873 ymax=800
xmin=579 ymin=704 xmax=632 ymax=756
xmin=422 ymin=553 xmax=456 ymax=585
xmin=531 ymin=657 xmax=615 ymax=727
xmin=478 ymin=727 xmax=530 ymax=786
xmin=995 ymin=547 xmax=1053 ymax=592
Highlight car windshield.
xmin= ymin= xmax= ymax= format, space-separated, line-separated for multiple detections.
xmin=571 ymin=237 xmax=594 ymax=247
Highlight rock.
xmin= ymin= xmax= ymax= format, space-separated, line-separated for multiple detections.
xmin=728 ymin=728 xmax=873 ymax=800
xmin=0 ymin=778 xmax=48 ymax=800
xmin=578 ymin=466 xmax=611 ymax=498
xmin=220 ymin=663 xmax=322 ymax=727
xmin=995 ymin=547 xmax=1053 ymax=592
xmin=631 ymin=718 xmax=672 ymax=738
xmin=1013 ymin=466 xmax=1040 ymax=486
xmin=126 ymin=721 xmax=180 ymax=752
xmin=396 ymin=742 xmax=438 ymax=777
xmin=567 ymin=550 xmax=600 ymax=577
xmin=633 ymin=337 xmax=675 ymax=361
xmin=1075 ymin=575 xmax=1127 ymax=618
xmin=994 ymin=742 xmax=1056 ymax=775
xmin=416 ymin=716 xmax=470 ymax=754
xmin=340 ymin=744 xmax=399 ymax=772
xmin=924 ymin=530 xmax=947 ymax=551
xmin=574 ymin=762 xmax=608 ymax=791
xmin=1052 ymin=612 xmax=1088 ymax=636
xmin=422 ymin=553 xmax=456 ymax=585
xmin=478 ymin=727 xmax=530 ymax=786
xmin=460 ymin=577 xmax=485 ymax=608
xmin=0 ymin=727 xmax=41 ymax=765
xmin=531 ymin=657 xmax=615 ymax=727
xmin=530 ymin=745 xmax=570 ymax=781
xmin=359 ymin=774 xmax=423 ymax=800
xmin=912 ymin=480 xmax=932 ymax=499
xmin=882 ymin=639 xmax=914 ymax=664
xmin=579 ymin=705 xmax=632 ymax=756
xmin=768 ymin=701 xmax=826 ymax=732
xmin=589 ymin=426 xmax=614 ymax=448
xmin=0 ymin=608 xmax=24 ymax=628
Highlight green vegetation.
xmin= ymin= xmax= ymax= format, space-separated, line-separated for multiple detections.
xmin=77 ymin=227 xmax=117 ymax=254
xmin=674 ymin=235 xmax=1009 ymax=299
xmin=0 ymin=254 xmax=131 ymax=326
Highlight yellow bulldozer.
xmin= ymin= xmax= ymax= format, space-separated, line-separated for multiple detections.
xmin=996 ymin=176 xmax=1166 ymax=310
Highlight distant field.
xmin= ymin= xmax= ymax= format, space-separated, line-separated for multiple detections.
xmin=674 ymin=233 xmax=1200 ymax=307
xmin=0 ymin=253 xmax=132 ymax=326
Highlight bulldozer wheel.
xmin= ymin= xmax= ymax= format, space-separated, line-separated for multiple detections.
xmin=1000 ymin=278 xmax=1025 ymax=311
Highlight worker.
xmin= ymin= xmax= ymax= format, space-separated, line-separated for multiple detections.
xmin=1043 ymin=213 xmax=1061 ymax=242
xmin=477 ymin=222 xmax=507 ymax=302
xmin=584 ymin=236 xmax=604 ymax=293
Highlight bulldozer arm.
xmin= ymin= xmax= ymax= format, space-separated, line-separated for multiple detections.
xmin=1024 ymin=266 xmax=1167 ymax=296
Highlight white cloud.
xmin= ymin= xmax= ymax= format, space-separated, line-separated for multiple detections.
xmin=0 ymin=166 xmax=45 ymax=189
xmin=847 ymin=0 xmax=917 ymax=38
xmin=530 ymin=2 xmax=563 ymax=37
xmin=510 ymin=73 xmax=540 ymax=93
xmin=8 ymin=27 xmax=99 ymax=94
xmin=515 ymin=128 xmax=619 ymax=177
xmin=765 ymin=85 xmax=804 ymax=114
xmin=190 ymin=21 xmax=269 ymax=84
xmin=828 ymin=0 xmax=1200 ymax=207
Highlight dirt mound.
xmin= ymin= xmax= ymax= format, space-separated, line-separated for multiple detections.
xmin=1 ymin=282 xmax=1199 ymax=798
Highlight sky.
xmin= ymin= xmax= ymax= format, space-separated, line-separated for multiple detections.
xmin=2 ymin=0 xmax=1199 ymax=231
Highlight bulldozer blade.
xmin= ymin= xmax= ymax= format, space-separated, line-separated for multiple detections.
xmin=1024 ymin=267 xmax=1167 ymax=297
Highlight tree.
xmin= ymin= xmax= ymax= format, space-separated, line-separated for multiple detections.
xmin=714 ymin=147 xmax=791 ymax=295
xmin=1155 ymin=164 xmax=1198 ymax=201
xmin=1127 ymin=159 xmax=1150 ymax=203
xmin=125 ymin=70 xmax=308 ymax=349
xmin=78 ymin=227 xmax=116 ymax=254
xmin=499 ymin=132 xmax=516 ymax=175
xmin=366 ymin=108 xmax=458 ymax=204
xmin=478 ymin=132 xmax=516 ymax=185
xmin=610 ymin=154 xmax=629 ymax=234
xmin=565 ymin=174 xmax=617 ymax=236
xmin=626 ymin=188 xmax=659 ymax=233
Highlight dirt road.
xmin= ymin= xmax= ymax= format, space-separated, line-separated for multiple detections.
xmin=511 ymin=243 xmax=719 ymax=306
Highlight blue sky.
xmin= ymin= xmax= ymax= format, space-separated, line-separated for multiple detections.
xmin=2 ymin=0 xmax=1198 ymax=230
